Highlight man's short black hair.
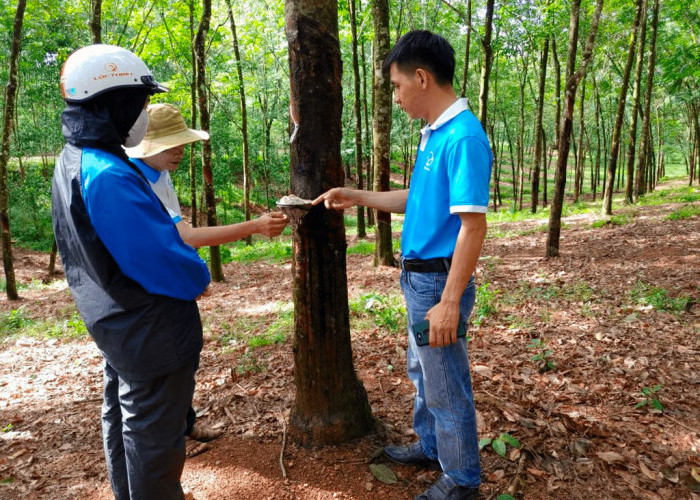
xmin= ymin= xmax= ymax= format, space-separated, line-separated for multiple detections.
xmin=382 ymin=30 xmax=455 ymax=86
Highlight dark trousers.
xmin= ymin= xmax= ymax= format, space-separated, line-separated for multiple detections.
xmin=102 ymin=359 xmax=197 ymax=500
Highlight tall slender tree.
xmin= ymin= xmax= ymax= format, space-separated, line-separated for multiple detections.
xmin=349 ymin=0 xmax=366 ymax=238
xmin=0 ymin=0 xmax=27 ymax=301
xmin=194 ymin=0 xmax=224 ymax=281
xmin=460 ymin=0 xmax=472 ymax=98
xmin=189 ymin=0 xmax=199 ymax=228
xmin=225 ymin=0 xmax=252 ymax=245
xmin=285 ymin=0 xmax=374 ymax=445
xmin=372 ymin=0 xmax=394 ymax=266
xmin=625 ymin=0 xmax=648 ymax=203
xmin=635 ymin=0 xmax=660 ymax=200
xmin=478 ymin=0 xmax=495 ymax=129
xmin=602 ymin=0 xmax=644 ymax=215
xmin=531 ymin=37 xmax=549 ymax=213
xmin=90 ymin=0 xmax=102 ymax=43
xmin=546 ymin=0 xmax=604 ymax=258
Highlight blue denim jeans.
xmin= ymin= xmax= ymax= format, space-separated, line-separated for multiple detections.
xmin=102 ymin=359 xmax=197 ymax=500
xmin=401 ymin=268 xmax=481 ymax=488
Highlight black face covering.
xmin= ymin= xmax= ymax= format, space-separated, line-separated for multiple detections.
xmin=61 ymin=88 xmax=150 ymax=160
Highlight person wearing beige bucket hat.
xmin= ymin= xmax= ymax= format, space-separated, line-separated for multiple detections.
xmin=125 ymin=103 xmax=288 ymax=458
xmin=125 ymin=103 xmax=288 ymax=248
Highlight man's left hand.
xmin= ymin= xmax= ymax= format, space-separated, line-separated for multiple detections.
xmin=425 ymin=301 xmax=461 ymax=347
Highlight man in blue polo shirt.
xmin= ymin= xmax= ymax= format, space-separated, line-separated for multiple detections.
xmin=313 ymin=30 xmax=491 ymax=500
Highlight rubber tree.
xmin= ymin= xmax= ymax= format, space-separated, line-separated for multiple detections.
xmin=285 ymin=0 xmax=375 ymax=446
xmin=0 ymin=0 xmax=27 ymax=301
xmin=602 ymin=0 xmax=644 ymax=215
xmin=371 ymin=0 xmax=394 ymax=267
xmin=194 ymin=0 xmax=224 ymax=281
xmin=545 ymin=0 xmax=604 ymax=258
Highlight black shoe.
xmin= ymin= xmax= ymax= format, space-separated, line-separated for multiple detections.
xmin=383 ymin=441 xmax=441 ymax=469
xmin=414 ymin=474 xmax=480 ymax=500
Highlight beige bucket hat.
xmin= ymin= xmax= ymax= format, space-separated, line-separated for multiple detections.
xmin=125 ymin=103 xmax=209 ymax=158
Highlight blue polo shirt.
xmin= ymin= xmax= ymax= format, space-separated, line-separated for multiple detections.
xmin=80 ymin=148 xmax=209 ymax=300
xmin=401 ymin=98 xmax=492 ymax=260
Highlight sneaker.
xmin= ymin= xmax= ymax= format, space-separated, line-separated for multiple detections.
xmin=414 ymin=474 xmax=479 ymax=500
xmin=383 ymin=441 xmax=441 ymax=469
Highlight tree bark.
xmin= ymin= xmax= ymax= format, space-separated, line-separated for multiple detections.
xmin=349 ymin=0 xmax=366 ymax=238
xmin=371 ymin=0 xmax=394 ymax=267
xmin=478 ymin=0 xmax=495 ymax=129
xmin=226 ymin=0 xmax=252 ymax=245
xmin=551 ymin=37 xmax=562 ymax=150
xmin=625 ymin=0 xmax=648 ymax=204
xmin=90 ymin=0 xmax=102 ymax=44
xmin=0 ymin=0 xmax=26 ymax=301
xmin=602 ymin=0 xmax=643 ymax=215
xmin=194 ymin=0 xmax=223 ymax=281
xmin=546 ymin=0 xmax=604 ymax=258
xmin=285 ymin=0 xmax=375 ymax=446
xmin=574 ymin=74 xmax=586 ymax=203
xmin=531 ymin=38 xmax=549 ymax=213
xmin=635 ymin=0 xmax=660 ymax=200
xmin=460 ymin=0 xmax=472 ymax=98
xmin=188 ymin=0 xmax=199 ymax=228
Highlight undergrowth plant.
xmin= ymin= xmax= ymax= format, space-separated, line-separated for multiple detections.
xmin=528 ymin=338 xmax=555 ymax=372
xmin=473 ymin=283 xmax=499 ymax=326
xmin=479 ymin=433 xmax=520 ymax=458
xmin=634 ymin=385 xmax=663 ymax=412
xmin=630 ymin=280 xmax=691 ymax=313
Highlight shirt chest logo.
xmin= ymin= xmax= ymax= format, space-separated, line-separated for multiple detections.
xmin=423 ymin=151 xmax=434 ymax=171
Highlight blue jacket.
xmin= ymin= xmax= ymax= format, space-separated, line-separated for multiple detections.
xmin=52 ymin=105 xmax=210 ymax=381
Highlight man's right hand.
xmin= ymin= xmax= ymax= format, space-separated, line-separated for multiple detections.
xmin=312 ymin=188 xmax=358 ymax=210
xmin=257 ymin=212 xmax=289 ymax=237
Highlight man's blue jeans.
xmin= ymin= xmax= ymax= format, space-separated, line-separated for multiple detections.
xmin=102 ymin=359 xmax=197 ymax=500
xmin=401 ymin=268 xmax=481 ymax=488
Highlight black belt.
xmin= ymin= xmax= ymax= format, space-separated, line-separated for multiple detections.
xmin=401 ymin=257 xmax=452 ymax=273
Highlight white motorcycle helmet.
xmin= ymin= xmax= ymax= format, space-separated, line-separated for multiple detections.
xmin=60 ymin=44 xmax=168 ymax=103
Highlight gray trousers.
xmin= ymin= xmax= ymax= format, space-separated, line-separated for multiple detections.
xmin=102 ymin=359 xmax=197 ymax=500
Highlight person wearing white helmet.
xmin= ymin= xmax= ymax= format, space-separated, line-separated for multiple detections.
xmin=125 ymin=103 xmax=288 ymax=457
xmin=52 ymin=45 xmax=209 ymax=500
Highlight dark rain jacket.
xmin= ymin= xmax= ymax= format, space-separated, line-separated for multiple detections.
xmin=52 ymin=95 xmax=210 ymax=381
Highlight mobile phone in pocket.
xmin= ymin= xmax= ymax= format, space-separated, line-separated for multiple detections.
xmin=413 ymin=318 xmax=467 ymax=346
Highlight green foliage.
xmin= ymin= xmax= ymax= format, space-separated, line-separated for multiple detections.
xmin=498 ymin=495 xmax=517 ymax=500
xmin=349 ymin=293 xmax=406 ymax=334
xmin=3 ymin=423 xmax=13 ymax=432
xmin=634 ymin=385 xmax=663 ymax=412
xmin=347 ymin=240 xmax=375 ymax=256
xmin=473 ymin=283 xmax=499 ymax=326
xmin=630 ymin=280 xmax=691 ymax=313
xmin=667 ymin=204 xmax=699 ymax=220
xmin=0 ymin=306 xmax=88 ymax=341
xmin=528 ymin=338 xmax=555 ymax=372
xmin=479 ymin=433 xmax=521 ymax=457
xmin=591 ymin=214 xmax=631 ymax=228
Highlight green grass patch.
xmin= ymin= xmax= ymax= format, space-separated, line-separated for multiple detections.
xmin=591 ymin=214 xmax=632 ymax=228
xmin=629 ymin=281 xmax=691 ymax=313
xmin=667 ymin=204 xmax=699 ymax=220
xmin=347 ymin=240 xmax=375 ymax=256
xmin=199 ymin=238 xmax=293 ymax=265
xmin=349 ymin=292 xmax=406 ymax=334
xmin=0 ymin=306 xmax=89 ymax=342
xmin=472 ymin=283 xmax=499 ymax=326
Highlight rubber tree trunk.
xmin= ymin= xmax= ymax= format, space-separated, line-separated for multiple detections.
xmin=635 ymin=0 xmax=660 ymax=200
xmin=460 ymin=0 xmax=472 ymax=98
xmin=0 ymin=0 xmax=26 ymax=301
xmin=188 ymin=0 xmax=199 ymax=228
xmin=226 ymin=0 xmax=252 ymax=245
xmin=625 ymin=0 xmax=648 ymax=204
xmin=90 ymin=0 xmax=102 ymax=43
xmin=478 ymin=0 xmax=495 ymax=129
xmin=194 ymin=0 xmax=223 ymax=281
xmin=602 ymin=0 xmax=643 ymax=215
xmin=531 ymin=38 xmax=549 ymax=213
xmin=349 ymin=0 xmax=366 ymax=239
xmin=546 ymin=0 xmax=604 ymax=258
xmin=372 ymin=0 xmax=394 ymax=267
xmin=285 ymin=0 xmax=375 ymax=446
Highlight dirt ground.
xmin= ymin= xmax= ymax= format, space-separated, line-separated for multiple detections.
xmin=0 ymin=185 xmax=698 ymax=500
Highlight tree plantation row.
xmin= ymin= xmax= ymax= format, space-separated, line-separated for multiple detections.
xmin=0 ymin=0 xmax=698 ymax=297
